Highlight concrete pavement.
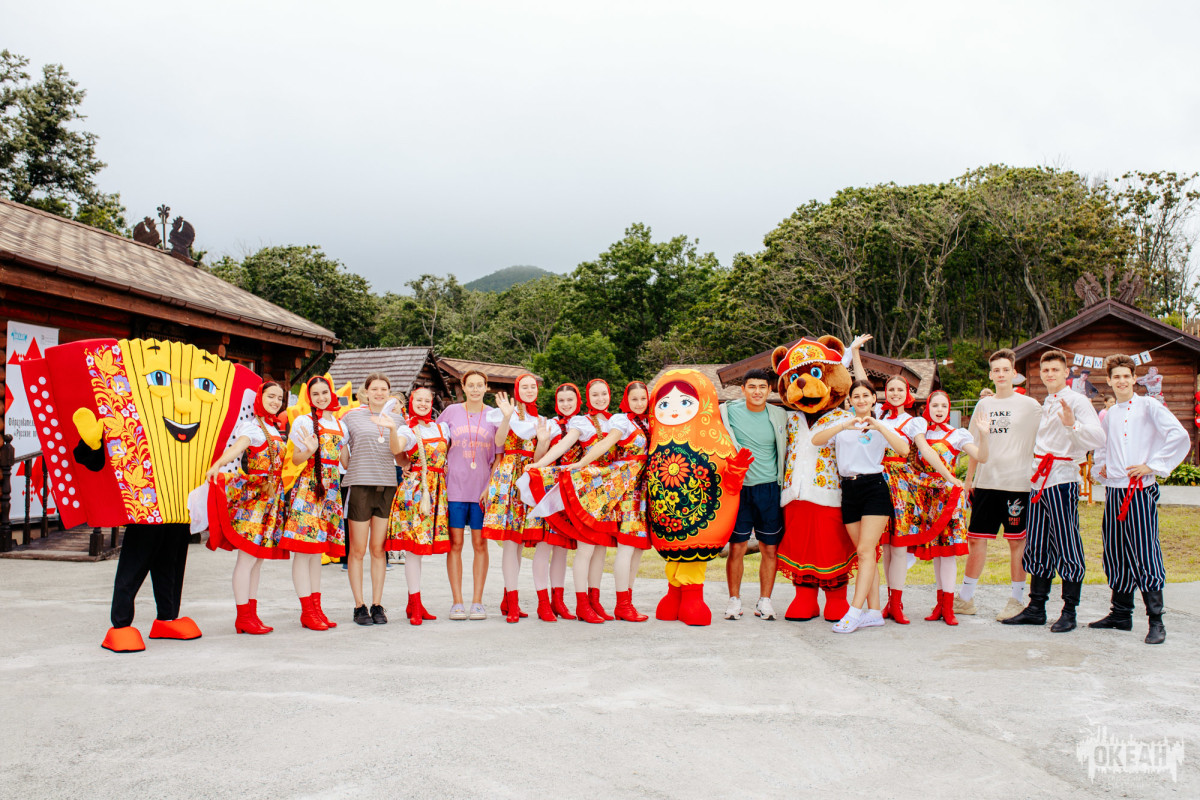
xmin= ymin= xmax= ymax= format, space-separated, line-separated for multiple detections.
xmin=1 ymin=544 xmax=1198 ymax=799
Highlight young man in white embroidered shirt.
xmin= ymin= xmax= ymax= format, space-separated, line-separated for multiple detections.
xmin=957 ymin=349 xmax=1041 ymax=619
xmin=1002 ymin=349 xmax=1105 ymax=633
xmin=1090 ymin=354 xmax=1190 ymax=645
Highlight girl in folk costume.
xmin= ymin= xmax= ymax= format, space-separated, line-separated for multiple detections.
xmin=521 ymin=380 xmax=613 ymax=623
xmin=281 ymin=376 xmax=348 ymax=631
xmin=517 ymin=383 xmax=583 ymax=622
xmin=204 ymin=381 xmax=291 ymax=635
xmin=908 ymin=390 xmax=989 ymax=625
xmin=384 ymin=385 xmax=452 ymax=626
xmin=559 ymin=381 xmax=653 ymax=622
xmin=812 ymin=379 xmax=911 ymax=633
xmin=481 ymin=373 xmax=551 ymax=624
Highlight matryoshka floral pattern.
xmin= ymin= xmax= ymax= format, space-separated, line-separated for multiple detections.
xmin=646 ymin=442 xmax=720 ymax=544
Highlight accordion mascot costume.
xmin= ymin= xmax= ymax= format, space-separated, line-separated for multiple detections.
xmin=21 ymin=337 xmax=259 ymax=652
xmin=646 ymin=369 xmax=753 ymax=626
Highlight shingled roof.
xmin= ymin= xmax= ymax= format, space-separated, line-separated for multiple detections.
xmin=437 ymin=357 xmax=540 ymax=387
xmin=328 ymin=347 xmax=445 ymax=395
xmin=0 ymin=198 xmax=336 ymax=342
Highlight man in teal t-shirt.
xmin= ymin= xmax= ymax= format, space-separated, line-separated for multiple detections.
xmin=718 ymin=368 xmax=788 ymax=621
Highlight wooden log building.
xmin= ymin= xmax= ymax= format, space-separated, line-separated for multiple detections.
xmin=327 ymin=346 xmax=449 ymax=408
xmin=1013 ymin=297 xmax=1200 ymax=461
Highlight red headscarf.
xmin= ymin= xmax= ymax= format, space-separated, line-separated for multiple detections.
xmin=407 ymin=389 xmax=434 ymax=429
xmin=254 ymin=381 xmax=287 ymax=432
xmin=306 ymin=376 xmax=339 ymax=413
xmin=922 ymin=389 xmax=954 ymax=433
xmin=585 ymin=378 xmax=612 ymax=420
xmin=880 ymin=377 xmax=914 ymax=420
xmin=513 ymin=373 xmax=540 ymax=418
xmin=553 ymin=383 xmax=581 ymax=429
xmin=619 ymin=380 xmax=649 ymax=436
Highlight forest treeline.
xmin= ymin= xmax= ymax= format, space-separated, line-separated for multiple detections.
xmin=211 ymin=164 xmax=1198 ymax=400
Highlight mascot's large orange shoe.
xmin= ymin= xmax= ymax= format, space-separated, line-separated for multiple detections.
xmin=148 ymin=617 xmax=203 ymax=640
xmin=101 ymin=626 xmax=146 ymax=653
xmin=647 ymin=370 xmax=752 ymax=627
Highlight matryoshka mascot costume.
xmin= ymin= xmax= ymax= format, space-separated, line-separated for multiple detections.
xmin=647 ymin=369 xmax=753 ymax=626
xmin=20 ymin=337 xmax=259 ymax=652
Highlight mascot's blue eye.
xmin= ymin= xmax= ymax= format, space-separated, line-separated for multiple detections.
xmin=194 ymin=377 xmax=216 ymax=393
xmin=146 ymin=370 xmax=171 ymax=387
xmin=810 ymin=367 xmax=823 ymax=380
xmin=789 ymin=374 xmax=800 ymax=383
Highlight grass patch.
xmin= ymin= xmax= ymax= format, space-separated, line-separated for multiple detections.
xmin=526 ymin=504 xmax=1200 ymax=584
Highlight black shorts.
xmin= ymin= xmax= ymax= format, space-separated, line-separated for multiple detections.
xmin=346 ymin=485 xmax=397 ymax=522
xmin=731 ymin=482 xmax=784 ymax=545
xmin=967 ymin=488 xmax=1028 ymax=539
xmin=840 ymin=473 xmax=893 ymax=525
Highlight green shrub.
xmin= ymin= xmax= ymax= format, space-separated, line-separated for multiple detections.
xmin=1162 ymin=463 xmax=1200 ymax=487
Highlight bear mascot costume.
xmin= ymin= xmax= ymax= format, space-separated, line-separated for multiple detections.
xmin=21 ymin=337 xmax=259 ymax=652
xmin=646 ymin=369 xmax=753 ymax=626
xmin=771 ymin=336 xmax=861 ymax=622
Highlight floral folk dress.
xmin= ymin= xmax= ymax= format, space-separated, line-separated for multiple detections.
xmin=281 ymin=415 xmax=346 ymax=557
xmin=523 ymin=415 xmax=606 ymax=547
xmin=908 ymin=426 xmax=973 ymax=560
xmin=207 ymin=416 xmax=290 ymax=560
xmin=481 ymin=409 xmax=546 ymax=545
xmin=879 ymin=413 xmax=927 ymax=547
xmin=559 ymin=413 xmax=650 ymax=549
xmin=385 ymin=421 xmax=451 ymax=555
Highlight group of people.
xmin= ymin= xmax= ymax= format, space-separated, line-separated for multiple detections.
xmin=203 ymin=344 xmax=1191 ymax=646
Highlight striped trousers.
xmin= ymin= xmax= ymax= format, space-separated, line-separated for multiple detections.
xmin=1102 ymin=483 xmax=1166 ymax=592
xmin=1023 ymin=482 xmax=1086 ymax=582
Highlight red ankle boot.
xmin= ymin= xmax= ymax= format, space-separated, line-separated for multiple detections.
xmin=407 ymin=593 xmax=422 ymax=626
xmin=575 ymin=591 xmax=604 ymax=623
xmin=235 ymin=602 xmax=270 ymax=635
xmin=888 ymin=589 xmax=910 ymax=624
xmin=311 ymin=592 xmax=336 ymax=628
xmin=925 ymin=590 xmax=945 ymax=622
xmin=551 ymin=587 xmax=575 ymax=619
xmin=940 ymin=590 xmax=959 ymax=626
xmin=536 ymin=589 xmax=557 ymax=622
xmin=588 ymin=587 xmax=614 ymax=621
xmin=505 ymin=590 xmax=521 ymax=623
xmin=656 ymin=584 xmax=683 ymax=621
xmin=299 ymin=595 xmax=328 ymax=631
xmin=500 ymin=591 xmax=529 ymax=619
xmin=614 ymin=589 xmax=648 ymax=622
xmin=247 ymin=599 xmax=273 ymax=633
xmin=415 ymin=593 xmax=436 ymax=620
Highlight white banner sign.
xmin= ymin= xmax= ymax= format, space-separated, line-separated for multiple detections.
xmin=6 ymin=322 xmax=60 ymax=520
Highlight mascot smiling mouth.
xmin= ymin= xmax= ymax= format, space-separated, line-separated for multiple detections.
xmin=163 ymin=417 xmax=200 ymax=443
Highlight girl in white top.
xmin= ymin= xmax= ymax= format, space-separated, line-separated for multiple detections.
xmin=811 ymin=379 xmax=911 ymax=633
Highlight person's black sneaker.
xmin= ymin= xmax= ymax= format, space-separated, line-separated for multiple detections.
xmin=370 ymin=604 xmax=388 ymax=625
xmin=353 ymin=605 xmax=373 ymax=626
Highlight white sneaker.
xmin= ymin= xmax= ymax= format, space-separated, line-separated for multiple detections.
xmin=725 ymin=597 xmax=743 ymax=620
xmin=754 ymin=597 xmax=777 ymax=620
xmin=832 ymin=609 xmax=864 ymax=634
xmin=859 ymin=609 xmax=885 ymax=628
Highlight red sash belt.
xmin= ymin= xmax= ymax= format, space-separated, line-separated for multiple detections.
xmin=883 ymin=456 xmax=905 ymax=464
xmin=1117 ymin=476 xmax=1143 ymax=522
xmin=1030 ymin=453 xmax=1072 ymax=503
xmin=505 ymin=448 xmax=535 ymax=457
xmin=424 ymin=466 xmax=445 ymax=475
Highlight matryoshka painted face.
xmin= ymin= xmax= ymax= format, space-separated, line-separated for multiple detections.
xmin=655 ymin=387 xmax=699 ymax=425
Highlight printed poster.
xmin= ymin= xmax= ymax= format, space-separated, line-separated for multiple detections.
xmin=5 ymin=322 xmax=60 ymax=519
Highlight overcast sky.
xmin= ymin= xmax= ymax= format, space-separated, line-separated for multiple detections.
xmin=7 ymin=1 xmax=1199 ymax=293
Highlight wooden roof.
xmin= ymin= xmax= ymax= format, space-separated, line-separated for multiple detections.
xmin=328 ymin=347 xmax=446 ymax=395
xmin=1014 ymin=298 xmax=1200 ymax=360
xmin=716 ymin=343 xmax=936 ymax=399
xmin=437 ymin=357 xmax=541 ymax=386
xmin=0 ymin=198 xmax=336 ymax=344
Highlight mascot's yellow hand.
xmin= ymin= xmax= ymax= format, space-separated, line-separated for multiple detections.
xmin=72 ymin=408 xmax=104 ymax=450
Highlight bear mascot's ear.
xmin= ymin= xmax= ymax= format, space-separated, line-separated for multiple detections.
xmin=771 ymin=345 xmax=789 ymax=399
xmin=816 ymin=336 xmax=845 ymax=359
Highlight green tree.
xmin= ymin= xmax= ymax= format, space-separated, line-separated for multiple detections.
xmin=0 ymin=50 xmax=126 ymax=234
xmin=1113 ymin=170 xmax=1199 ymax=317
xmin=566 ymin=223 xmax=719 ymax=376
xmin=211 ymin=246 xmax=379 ymax=348
xmin=530 ymin=332 xmax=626 ymax=414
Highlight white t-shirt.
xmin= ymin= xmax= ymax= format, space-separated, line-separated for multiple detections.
xmin=971 ymin=393 xmax=1041 ymax=492
xmin=833 ymin=425 xmax=888 ymax=478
